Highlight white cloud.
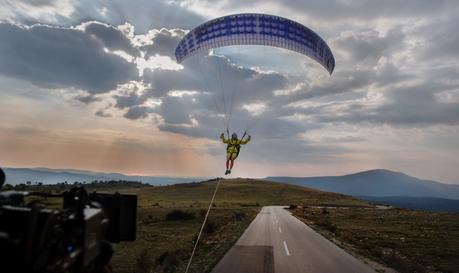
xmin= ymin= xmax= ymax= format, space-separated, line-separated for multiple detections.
xmin=0 ymin=0 xmax=75 ymax=24
xmin=136 ymin=55 xmax=183 ymax=76
xmin=169 ymin=90 xmax=199 ymax=97
xmin=243 ymin=103 xmax=266 ymax=116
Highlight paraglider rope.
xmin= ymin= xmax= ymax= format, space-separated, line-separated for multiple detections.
xmin=184 ymin=178 xmax=221 ymax=273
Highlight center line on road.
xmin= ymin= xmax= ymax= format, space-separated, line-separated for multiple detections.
xmin=278 ymin=227 xmax=282 ymax=233
xmin=283 ymin=241 xmax=290 ymax=256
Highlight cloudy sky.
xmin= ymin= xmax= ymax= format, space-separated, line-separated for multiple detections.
xmin=1 ymin=0 xmax=458 ymax=183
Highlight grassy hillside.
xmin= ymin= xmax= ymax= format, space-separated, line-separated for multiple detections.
xmin=138 ymin=178 xmax=369 ymax=208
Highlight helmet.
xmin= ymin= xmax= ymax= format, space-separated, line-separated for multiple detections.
xmin=231 ymin=133 xmax=238 ymax=139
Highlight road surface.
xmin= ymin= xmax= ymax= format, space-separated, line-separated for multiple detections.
xmin=212 ymin=206 xmax=375 ymax=273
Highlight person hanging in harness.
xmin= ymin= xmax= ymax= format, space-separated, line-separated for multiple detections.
xmin=220 ymin=132 xmax=251 ymax=175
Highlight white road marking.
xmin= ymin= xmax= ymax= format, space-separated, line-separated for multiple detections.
xmin=278 ymin=227 xmax=282 ymax=233
xmin=283 ymin=241 xmax=290 ymax=256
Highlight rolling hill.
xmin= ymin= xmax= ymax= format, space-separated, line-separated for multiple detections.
xmin=267 ymin=169 xmax=459 ymax=212
xmin=266 ymin=169 xmax=459 ymax=200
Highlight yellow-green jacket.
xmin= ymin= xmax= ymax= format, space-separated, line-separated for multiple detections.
xmin=220 ymin=133 xmax=251 ymax=155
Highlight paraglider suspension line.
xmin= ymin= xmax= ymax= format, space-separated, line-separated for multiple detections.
xmin=184 ymin=178 xmax=221 ymax=273
xmin=197 ymin=59 xmax=226 ymax=129
xmin=216 ymin=57 xmax=229 ymax=129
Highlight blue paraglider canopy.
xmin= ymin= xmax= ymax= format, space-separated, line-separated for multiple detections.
xmin=175 ymin=13 xmax=335 ymax=75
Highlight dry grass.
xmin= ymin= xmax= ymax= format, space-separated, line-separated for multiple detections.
xmin=291 ymin=206 xmax=459 ymax=273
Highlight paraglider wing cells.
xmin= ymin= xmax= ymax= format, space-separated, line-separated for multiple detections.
xmin=175 ymin=13 xmax=335 ymax=75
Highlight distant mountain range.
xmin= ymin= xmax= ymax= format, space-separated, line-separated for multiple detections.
xmin=266 ymin=169 xmax=459 ymax=212
xmin=3 ymin=167 xmax=459 ymax=212
xmin=2 ymin=167 xmax=203 ymax=186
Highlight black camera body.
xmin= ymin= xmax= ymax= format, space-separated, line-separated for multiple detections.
xmin=0 ymin=168 xmax=137 ymax=273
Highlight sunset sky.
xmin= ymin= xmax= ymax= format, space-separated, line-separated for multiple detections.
xmin=1 ymin=0 xmax=458 ymax=183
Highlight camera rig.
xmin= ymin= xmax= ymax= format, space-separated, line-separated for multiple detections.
xmin=0 ymin=167 xmax=137 ymax=273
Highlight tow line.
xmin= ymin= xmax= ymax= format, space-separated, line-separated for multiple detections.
xmin=184 ymin=178 xmax=221 ymax=273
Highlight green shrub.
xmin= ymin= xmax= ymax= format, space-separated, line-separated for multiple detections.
xmin=317 ymin=217 xmax=338 ymax=234
xmin=233 ymin=212 xmax=246 ymax=221
xmin=155 ymin=251 xmax=179 ymax=273
xmin=135 ymin=249 xmax=153 ymax=273
xmin=205 ymin=221 xmax=217 ymax=234
xmin=165 ymin=209 xmax=195 ymax=221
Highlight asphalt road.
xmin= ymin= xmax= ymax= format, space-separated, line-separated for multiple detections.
xmin=212 ymin=206 xmax=375 ymax=273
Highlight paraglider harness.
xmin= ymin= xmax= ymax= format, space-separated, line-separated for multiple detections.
xmin=226 ymin=130 xmax=246 ymax=157
xmin=226 ymin=142 xmax=241 ymax=157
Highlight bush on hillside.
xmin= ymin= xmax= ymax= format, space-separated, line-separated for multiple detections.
xmin=165 ymin=209 xmax=195 ymax=221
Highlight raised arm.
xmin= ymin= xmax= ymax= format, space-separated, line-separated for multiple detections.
xmin=239 ymin=135 xmax=251 ymax=145
xmin=220 ymin=133 xmax=229 ymax=144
